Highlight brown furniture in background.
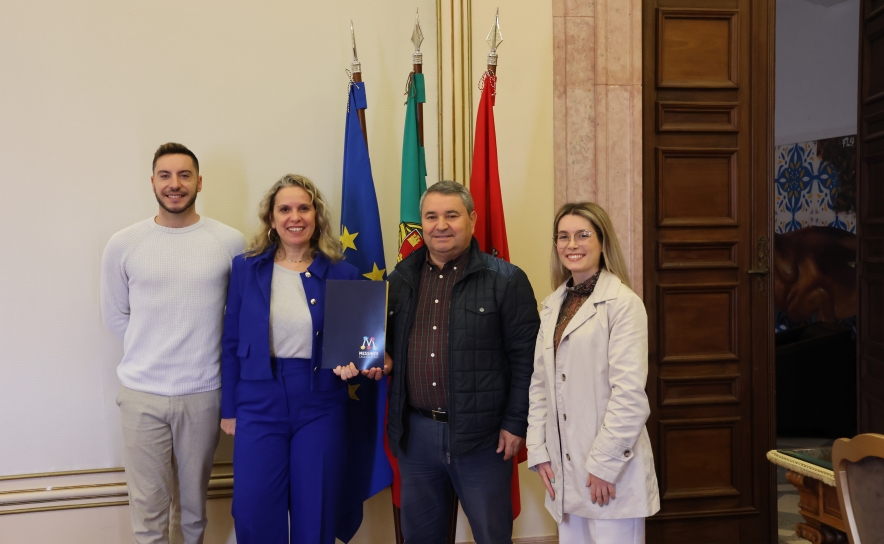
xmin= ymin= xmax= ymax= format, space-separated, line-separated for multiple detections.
xmin=786 ymin=471 xmax=847 ymax=544
xmin=832 ymin=433 xmax=884 ymax=544
xmin=768 ymin=448 xmax=848 ymax=544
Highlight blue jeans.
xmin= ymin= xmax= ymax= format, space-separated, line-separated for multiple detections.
xmin=232 ymin=357 xmax=347 ymax=544
xmin=398 ymin=409 xmax=514 ymax=544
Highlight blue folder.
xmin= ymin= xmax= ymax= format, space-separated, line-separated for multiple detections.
xmin=322 ymin=280 xmax=388 ymax=370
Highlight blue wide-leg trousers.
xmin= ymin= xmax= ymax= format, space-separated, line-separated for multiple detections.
xmin=232 ymin=358 xmax=347 ymax=544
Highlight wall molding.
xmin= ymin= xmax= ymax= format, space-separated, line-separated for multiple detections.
xmin=0 ymin=463 xmax=232 ymax=516
xmin=458 ymin=538 xmax=557 ymax=544
xmin=436 ymin=0 xmax=476 ymax=184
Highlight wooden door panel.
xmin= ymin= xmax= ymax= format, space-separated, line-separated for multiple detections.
xmin=651 ymin=518 xmax=743 ymax=544
xmin=863 ymin=156 xmax=884 ymax=219
xmin=657 ymin=101 xmax=740 ymax=133
xmin=659 ymin=418 xmax=740 ymax=500
xmin=658 ymin=149 xmax=738 ymax=226
xmin=858 ymin=0 xmax=884 ymax=434
xmin=658 ymin=241 xmax=739 ymax=269
xmin=861 ymin=396 xmax=884 ymax=432
xmin=644 ymin=0 xmax=774 ymax=540
xmin=658 ymin=285 xmax=737 ymax=362
xmin=658 ymin=10 xmax=739 ymax=88
xmin=658 ymin=374 xmax=740 ymax=407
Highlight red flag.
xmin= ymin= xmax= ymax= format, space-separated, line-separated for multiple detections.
xmin=469 ymin=70 xmax=526 ymax=519
xmin=470 ymin=71 xmax=509 ymax=262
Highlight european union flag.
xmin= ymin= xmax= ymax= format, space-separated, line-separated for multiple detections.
xmin=335 ymin=78 xmax=393 ymax=543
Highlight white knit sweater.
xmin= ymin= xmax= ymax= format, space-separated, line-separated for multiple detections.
xmin=101 ymin=217 xmax=245 ymax=396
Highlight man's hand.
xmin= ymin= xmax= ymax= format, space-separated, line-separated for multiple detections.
xmin=333 ymin=363 xmax=360 ymax=380
xmin=587 ymin=472 xmax=616 ymax=506
xmin=361 ymin=352 xmax=393 ymax=381
xmin=535 ymin=461 xmax=556 ymax=500
xmin=496 ymin=429 xmax=525 ymax=461
xmin=220 ymin=418 xmax=236 ymax=436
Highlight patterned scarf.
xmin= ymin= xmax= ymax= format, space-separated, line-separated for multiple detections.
xmin=554 ymin=271 xmax=602 ymax=352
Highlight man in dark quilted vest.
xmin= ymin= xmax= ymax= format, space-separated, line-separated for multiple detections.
xmin=386 ymin=180 xmax=540 ymax=544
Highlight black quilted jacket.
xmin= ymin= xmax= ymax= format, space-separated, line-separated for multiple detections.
xmin=386 ymin=239 xmax=540 ymax=458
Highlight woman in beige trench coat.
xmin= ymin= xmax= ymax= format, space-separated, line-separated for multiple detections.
xmin=526 ymin=202 xmax=660 ymax=544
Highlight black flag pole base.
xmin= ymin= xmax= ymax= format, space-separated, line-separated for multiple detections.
xmin=392 ymin=495 xmax=459 ymax=544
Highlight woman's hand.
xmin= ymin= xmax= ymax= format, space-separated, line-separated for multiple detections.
xmin=220 ymin=418 xmax=236 ymax=436
xmin=362 ymin=352 xmax=393 ymax=381
xmin=587 ymin=472 xmax=616 ymax=506
xmin=535 ymin=461 xmax=556 ymax=500
xmin=333 ymin=362 xmax=360 ymax=380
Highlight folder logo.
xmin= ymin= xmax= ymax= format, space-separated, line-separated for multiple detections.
xmin=359 ymin=336 xmax=380 ymax=359
xmin=360 ymin=336 xmax=377 ymax=350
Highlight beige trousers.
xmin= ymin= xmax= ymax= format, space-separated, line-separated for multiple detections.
xmin=117 ymin=386 xmax=221 ymax=544
xmin=558 ymin=513 xmax=645 ymax=544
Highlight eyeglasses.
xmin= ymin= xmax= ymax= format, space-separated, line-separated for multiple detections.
xmin=553 ymin=230 xmax=593 ymax=248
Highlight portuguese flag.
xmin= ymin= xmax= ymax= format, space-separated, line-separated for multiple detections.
xmin=398 ymin=71 xmax=427 ymax=262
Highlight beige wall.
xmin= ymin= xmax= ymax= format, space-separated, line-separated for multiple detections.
xmin=0 ymin=0 xmax=558 ymax=542
xmin=0 ymin=0 xmax=437 ymax=478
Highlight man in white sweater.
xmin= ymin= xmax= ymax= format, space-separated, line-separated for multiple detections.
xmin=101 ymin=143 xmax=245 ymax=544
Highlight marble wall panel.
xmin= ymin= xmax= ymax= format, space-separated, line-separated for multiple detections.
xmin=566 ymin=0 xmax=594 ymax=17
xmin=553 ymin=0 xmax=566 ymax=17
xmin=553 ymin=0 xmax=643 ymax=295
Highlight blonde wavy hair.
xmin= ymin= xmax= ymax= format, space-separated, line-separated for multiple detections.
xmin=244 ymin=174 xmax=343 ymax=263
xmin=550 ymin=202 xmax=631 ymax=290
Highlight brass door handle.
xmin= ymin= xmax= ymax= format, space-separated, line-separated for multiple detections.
xmin=748 ymin=236 xmax=769 ymax=276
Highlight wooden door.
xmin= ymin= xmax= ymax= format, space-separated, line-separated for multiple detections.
xmin=857 ymin=0 xmax=884 ymax=434
xmin=642 ymin=0 xmax=775 ymax=542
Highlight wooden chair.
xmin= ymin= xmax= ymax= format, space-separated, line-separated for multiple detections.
xmin=832 ymin=433 xmax=884 ymax=544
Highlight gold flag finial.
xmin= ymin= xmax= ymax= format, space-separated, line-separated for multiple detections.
xmin=485 ymin=8 xmax=503 ymax=66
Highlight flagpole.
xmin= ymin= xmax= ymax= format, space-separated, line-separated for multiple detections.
xmin=472 ymin=7 xmax=526 ymax=520
xmin=412 ymin=9 xmax=424 ymax=148
xmin=351 ymin=21 xmax=369 ymax=149
xmin=338 ymin=21 xmax=394 ymax=539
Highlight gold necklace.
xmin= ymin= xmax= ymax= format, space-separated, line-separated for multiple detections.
xmin=278 ymin=250 xmax=307 ymax=264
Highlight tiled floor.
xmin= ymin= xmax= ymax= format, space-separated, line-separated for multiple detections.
xmin=775 ymin=437 xmax=834 ymax=544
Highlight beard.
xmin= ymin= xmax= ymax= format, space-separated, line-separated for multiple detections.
xmin=155 ymin=190 xmax=198 ymax=215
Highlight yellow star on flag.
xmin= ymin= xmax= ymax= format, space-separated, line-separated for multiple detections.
xmin=340 ymin=226 xmax=359 ymax=252
xmin=363 ymin=262 xmax=386 ymax=281
xmin=348 ymin=383 xmax=361 ymax=400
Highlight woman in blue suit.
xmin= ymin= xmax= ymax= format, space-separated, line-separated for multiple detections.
xmin=220 ymin=174 xmax=385 ymax=544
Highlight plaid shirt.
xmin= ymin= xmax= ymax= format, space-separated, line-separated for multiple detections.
xmin=406 ymin=249 xmax=469 ymax=411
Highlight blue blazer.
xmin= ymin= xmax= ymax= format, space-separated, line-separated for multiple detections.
xmin=221 ymin=246 xmax=359 ymax=418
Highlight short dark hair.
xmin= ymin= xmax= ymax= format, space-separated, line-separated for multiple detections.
xmin=152 ymin=143 xmax=199 ymax=173
xmin=420 ymin=180 xmax=474 ymax=215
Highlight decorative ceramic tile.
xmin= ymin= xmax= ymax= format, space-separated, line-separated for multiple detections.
xmin=774 ymin=138 xmax=856 ymax=235
xmin=773 ymin=136 xmax=857 ymax=332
